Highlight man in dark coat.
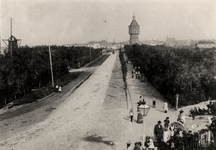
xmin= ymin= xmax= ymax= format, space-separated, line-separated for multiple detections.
xmin=154 ymin=121 xmax=164 ymax=150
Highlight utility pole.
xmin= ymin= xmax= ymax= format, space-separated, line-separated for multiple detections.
xmin=10 ymin=18 xmax=13 ymax=56
xmin=90 ymin=46 xmax=91 ymax=62
xmin=49 ymin=43 xmax=54 ymax=88
xmin=106 ymin=38 xmax=107 ymax=49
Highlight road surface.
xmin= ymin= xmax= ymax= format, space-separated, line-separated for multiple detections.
xmin=0 ymin=52 xmax=130 ymax=150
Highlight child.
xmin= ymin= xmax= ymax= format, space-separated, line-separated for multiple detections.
xmin=145 ymin=136 xmax=155 ymax=150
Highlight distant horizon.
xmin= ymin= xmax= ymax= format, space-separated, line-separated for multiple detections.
xmin=1 ymin=37 xmax=216 ymax=48
xmin=1 ymin=0 xmax=216 ymax=47
xmin=0 ymin=0 xmax=216 ymax=46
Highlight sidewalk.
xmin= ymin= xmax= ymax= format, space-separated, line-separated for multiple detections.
xmin=125 ymin=62 xmax=180 ymax=146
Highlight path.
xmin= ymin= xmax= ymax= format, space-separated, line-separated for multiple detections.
xmin=125 ymin=61 xmax=214 ymax=147
xmin=125 ymin=62 xmax=180 ymax=142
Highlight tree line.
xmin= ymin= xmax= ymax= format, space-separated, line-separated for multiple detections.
xmin=0 ymin=45 xmax=102 ymax=107
xmin=124 ymin=44 xmax=216 ymax=107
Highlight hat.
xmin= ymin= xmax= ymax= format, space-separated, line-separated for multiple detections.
xmin=158 ymin=121 xmax=161 ymax=124
xmin=180 ymin=110 xmax=184 ymax=113
xmin=166 ymin=117 xmax=169 ymax=119
xmin=127 ymin=140 xmax=132 ymax=144
xmin=146 ymin=136 xmax=150 ymax=139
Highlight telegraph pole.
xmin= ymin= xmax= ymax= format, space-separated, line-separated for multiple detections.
xmin=49 ymin=43 xmax=54 ymax=87
xmin=90 ymin=46 xmax=91 ymax=62
xmin=10 ymin=18 xmax=12 ymax=56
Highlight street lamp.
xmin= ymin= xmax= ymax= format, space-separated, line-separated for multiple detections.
xmin=137 ymin=104 xmax=150 ymax=149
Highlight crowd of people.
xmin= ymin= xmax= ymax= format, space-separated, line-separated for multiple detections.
xmin=127 ymin=66 xmax=216 ymax=150
xmin=131 ymin=67 xmax=146 ymax=82
xmin=131 ymin=117 xmax=216 ymax=150
xmin=127 ymin=102 xmax=216 ymax=150
xmin=190 ymin=101 xmax=216 ymax=119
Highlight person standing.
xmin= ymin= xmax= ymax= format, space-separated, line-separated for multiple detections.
xmin=129 ymin=109 xmax=134 ymax=122
xmin=169 ymin=124 xmax=175 ymax=138
xmin=163 ymin=102 xmax=168 ymax=113
xmin=58 ymin=86 xmax=62 ymax=92
xmin=132 ymin=69 xmax=134 ymax=78
xmin=163 ymin=128 xmax=170 ymax=143
xmin=164 ymin=117 xmax=170 ymax=129
xmin=127 ymin=141 xmax=132 ymax=150
xmin=55 ymin=85 xmax=59 ymax=92
xmin=142 ymin=98 xmax=146 ymax=105
xmin=154 ymin=121 xmax=164 ymax=150
xmin=139 ymin=96 xmax=142 ymax=102
xmin=137 ymin=96 xmax=142 ymax=111
xmin=177 ymin=110 xmax=185 ymax=124
xmin=135 ymin=71 xmax=138 ymax=79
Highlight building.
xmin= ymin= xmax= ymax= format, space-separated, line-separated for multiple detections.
xmin=165 ymin=37 xmax=176 ymax=47
xmin=128 ymin=14 xmax=140 ymax=45
xmin=88 ymin=40 xmax=106 ymax=49
xmin=196 ymin=40 xmax=216 ymax=49
xmin=65 ymin=40 xmax=124 ymax=49
xmin=141 ymin=39 xmax=164 ymax=46
xmin=2 ymin=19 xmax=21 ymax=57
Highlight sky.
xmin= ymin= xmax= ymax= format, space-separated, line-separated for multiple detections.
xmin=1 ymin=0 xmax=216 ymax=46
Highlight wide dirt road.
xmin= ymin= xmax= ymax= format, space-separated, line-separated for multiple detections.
xmin=0 ymin=52 xmax=130 ymax=150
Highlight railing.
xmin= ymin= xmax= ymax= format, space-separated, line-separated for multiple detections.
xmin=156 ymin=129 xmax=216 ymax=150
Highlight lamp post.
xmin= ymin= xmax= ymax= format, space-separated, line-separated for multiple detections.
xmin=137 ymin=104 xmax=150 ymax=149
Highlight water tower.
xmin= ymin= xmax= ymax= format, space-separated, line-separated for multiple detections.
xmin=2 ymin=18 xmax=21 ymax=56
xmin=128 ymin=13 xmax=140 ymax=45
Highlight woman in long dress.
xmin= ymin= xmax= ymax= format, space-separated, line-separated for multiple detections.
xmin=177 ymin=110 xmax=185 ymax=124
xmin=163 ymin=102 xmax=168 ymax=113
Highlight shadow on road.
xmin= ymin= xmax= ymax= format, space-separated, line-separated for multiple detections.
xmin=123 ymin=116 xmax=138 ymax=123
xmin=84 ymin=135 xmax=116 ymax=149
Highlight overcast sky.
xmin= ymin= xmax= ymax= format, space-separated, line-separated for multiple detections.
xmin=1 ymin=0 xmax=216 ymax=46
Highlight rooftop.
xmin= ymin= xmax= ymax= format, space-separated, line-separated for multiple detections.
xmin=198 ymin=40 xmax=216 ymax=44
xmin=129 ymin=15 xmax=139 ymax=27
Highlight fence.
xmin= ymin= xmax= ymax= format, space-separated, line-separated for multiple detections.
xmin=191 ymin=129 xmax=216 ymax=150
xmin=157 ymin=128 xmax=216 ymax=150
xmin=175 ymin=129 xmax=216 ymax=150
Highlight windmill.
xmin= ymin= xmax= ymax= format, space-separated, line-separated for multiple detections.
xmin=2 ymin=18 xmax=21 ymax=56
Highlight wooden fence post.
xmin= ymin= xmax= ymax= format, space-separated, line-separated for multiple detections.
xmin=176 ymin=93 xmax=179 ymax=110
